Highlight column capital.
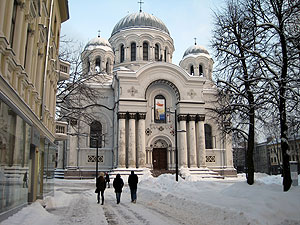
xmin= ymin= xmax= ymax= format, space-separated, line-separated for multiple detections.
xmin=196 ymin=114 xmax=205 ymax=121
xmin=118 ymin=112 xmax=127 ymax=119
xmin=137 ymin=112 xmax=146 ymax=120
xmin=188 ymin=114 xmax=197 ymax=121
xmin=178 ymin=114 xmax=187 ymax=121
xmin=128 ymin=112 xmax=137 ymax=120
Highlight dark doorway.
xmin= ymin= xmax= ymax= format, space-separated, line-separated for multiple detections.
xmin=152 ymin=148 xmax=167 ymax=170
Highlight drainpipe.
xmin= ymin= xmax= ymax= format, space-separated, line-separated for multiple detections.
xmin=41 ymin=0 xmax=54 ymax=121
xmin=114 ymin=72 xmax=120 ymax=168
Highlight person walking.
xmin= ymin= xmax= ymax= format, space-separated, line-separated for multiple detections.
xmin=113 ymin=174 xmax=124 ymax=204
xmin=128 ymin=171 xmax=138 ymax=203
xmin=96 ymin=172 xmax=106 ymax=205
xmin=105 ymin=172 xmax=110 ymax=188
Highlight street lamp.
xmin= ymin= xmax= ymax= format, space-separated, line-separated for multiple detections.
xmin=91 ymin=134 xmax=105 ymax=179
xmin=170 ymin=109 xmax=186 ymax=182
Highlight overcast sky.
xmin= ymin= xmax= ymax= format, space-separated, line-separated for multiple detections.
xmin=61 ymin=0 xmax=224 ymax=65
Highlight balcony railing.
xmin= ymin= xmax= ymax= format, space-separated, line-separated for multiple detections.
xmin=55 ymin=121 xmax=68 ymax=141
xmin=58 ymin=59 xmax=70 ymax=81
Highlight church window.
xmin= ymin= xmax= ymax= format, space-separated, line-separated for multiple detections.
xmin=120 ymin=44 xmax=125 ymax=63
xmin=131 ymin=42 xmax=136 ymax=61
xmin=95 ymin=57 xmax=101 ymax=73
xmin=87 ymin=60 xmax=90 ymax=72
xmin=164 ymin=48 xmax=167 ymax=62
xmin=204 ymin=124 xmax=213 ymax=149
xmin=90 ymin=121 xmax=102 ymax=148
xmin=154 ymin=95 xmax=166 ymax=123
xmin=190 ymin=65 xmax=194 ymax=75
xmin=199 ymin=64 xmax=204 ymax=76
xmin=155 ymin=44 xmax=159 ymax=61
xmin=143 ymin=42 xmax=149 ymax=61
xmin=106 ymin=61 xmax=109 ymax=73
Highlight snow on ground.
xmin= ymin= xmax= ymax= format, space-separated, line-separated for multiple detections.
xmin=1 ymin=173 xmax=300 ymax=225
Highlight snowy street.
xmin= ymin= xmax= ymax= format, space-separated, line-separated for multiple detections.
xmin=2 ymin=173 xmax=300 ymax=225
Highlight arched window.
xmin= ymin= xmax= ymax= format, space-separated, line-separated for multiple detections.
xmin=131 ymin=42 xmax=136 ymax=61
xmin=190 ymin=65 xmax=194 ymax=75
xmin=120 ymin=44 xmax=125 ymax=63
xmin=90 ymin=121 xmax=102 ymax=148
xmin=204 ymin=124 xmax=213 ymax=149
xmin=199 ymin=64 xmax=203 ymax=76
xmin=155 ymin=44 xmax=159 ymax=61
xmin=164 ymin=48 xmax=167 ymax=62
xmin=143 ymin=42 xmax=149 ymax=61
xmin=95 ymin=57 xmax=101 ymax=72
xmin=106 ymin=61 xmax=109 ymax=73
xmin=87 ymin=60 xmax=90 ymax=72
xmin=154 ymin=95 xmax=166 ymax=123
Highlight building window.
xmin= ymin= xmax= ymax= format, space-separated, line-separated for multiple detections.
xmin=143 ymin=42 xmax=149 ymax=61
xmin=190 ymin=65 xmax=194 ymax=75
xmin=164 ymin=48 xmax=167 ymax=62
xmin=90 ymin=121 xmax=102 ymax=148
xmin=199 ymin=64 xmax=204 ymax=76
xmin=10 ymin=1 xmax=18 ymax=47
xmin=154 ymin=95 xmax=166 ymax=123
xmin=120 ymin=44 xmax=125 ymax=63
xmin=131 ymin=42 xmax=136 ymax=61
xmin=106 ymin=61 xmax=109 ymax=73
xmin=155 ymin=44 xmax=159 ymax=61
xmin=204 ymin=124 xmax=213 ymax=149
xmin=95 ymin=57 xmax=101 ymax=72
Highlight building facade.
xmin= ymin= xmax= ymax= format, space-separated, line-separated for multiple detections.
xmin=62 ymin=10 xmax=236 ymax=178
xmin=0 ymin=0 xmax=69 ymax=220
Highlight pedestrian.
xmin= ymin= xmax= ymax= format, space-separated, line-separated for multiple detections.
xmin=95 ymin=172 xmax=106 ymax=205
xmin=113 ymin=174 xmax=124 ymax=204
xmin=23 ymin=172 xmax=28 ymax=188
xmin=128 ymin=171 xmax=138 ymax=203
xmin=105 ymin=172 xmax=110 ymax=188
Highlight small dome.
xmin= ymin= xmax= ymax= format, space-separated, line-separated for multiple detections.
xmin=111 ymin=11 xmax=170 ymax=36
xmin=84 ymin=36 xmax=112 ymax=51
xmin=183 ymin=44 xmax=209 ymax=58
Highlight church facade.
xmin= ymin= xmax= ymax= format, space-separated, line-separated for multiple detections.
xmin=62 ymin=10 xmax=236 ymax=178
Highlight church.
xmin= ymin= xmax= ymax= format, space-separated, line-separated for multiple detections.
xmin=61 ymin=7 xmax=236 ymax=178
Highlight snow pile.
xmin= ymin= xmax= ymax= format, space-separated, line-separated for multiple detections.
xmin=1 ymin=173 xmax=299 ymax=225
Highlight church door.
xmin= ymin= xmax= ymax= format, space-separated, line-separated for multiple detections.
xmin=152 ymin=148 xmax=167 ymax=170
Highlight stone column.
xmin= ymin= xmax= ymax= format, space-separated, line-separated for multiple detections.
xmin=0 ymin=0 xmax=7 ymax=36
xmin=188 ymin=115 xmax=197 ymax=167
xmin=137 ymin=113 xmax=146 ymax=167
xmin=196 ymin=115 xmax=206 ymax=167
xmin=225 ymin=132 xmax=234 ymax=168
xmin=178 ymin=115 xmax=187 ymax=167
xmin=3 ymin=0 xmax=14 ymax=38
xmin=128 ymin=113 xmax=136 ymax=168
xmin=13 ymin=3 xmax=25 ymax=60
xmin=118 ymin=113 xmax=126 ymax=168
xmin=25 ymin=29 xmax=35 ymax=75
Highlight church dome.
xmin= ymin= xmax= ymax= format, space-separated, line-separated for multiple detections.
xmin=84 ymin=36 xmax=113 ymax=51
xmin=111 ymin=11 xmax=170 ymax=36
xmin=183 ymin=44 xmax=209 ymax=58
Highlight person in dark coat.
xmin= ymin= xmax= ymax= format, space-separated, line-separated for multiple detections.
xmin=96 ymin=172 xmax=106 ymax=205
xmin=113 ymin=174 xmax=124 ymax=204
xmin=105 ymin=172 xmax=110 ymax=188
xmin=128 ymin=171 xmax=138 ymax=203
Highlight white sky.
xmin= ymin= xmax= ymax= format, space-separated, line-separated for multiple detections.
xmin=61 ymin=0 xmax=224 ymax=65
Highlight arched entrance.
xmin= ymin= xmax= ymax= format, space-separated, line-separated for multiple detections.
xmin=152 ymin=139 xmax=168 ymax=170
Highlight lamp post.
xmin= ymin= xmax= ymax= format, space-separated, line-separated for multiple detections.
xmin=171 ymin=109 xmax=186 ymax=182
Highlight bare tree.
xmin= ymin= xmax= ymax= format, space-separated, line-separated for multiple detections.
xmin=57 ymin=36 xmax=114 ymax=131
xmin=211 ymin=0 xmax=267 ymax=185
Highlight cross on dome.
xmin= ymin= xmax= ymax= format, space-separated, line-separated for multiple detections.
xmin=138 ymin=0 xmax=144 ymax=12
xmin=194 ymin=37 xmax=197 ymax=45
xmin=98 ymin=30 xmax=101 ymax=37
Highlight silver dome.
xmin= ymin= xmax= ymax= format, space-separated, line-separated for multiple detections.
xmin=183 ymin=44 xmax=209 ymax=58
xmin=111 ymin=11 xmax=170 ymax=36
xmin=85 ymin=36 xmax=112 ymax=51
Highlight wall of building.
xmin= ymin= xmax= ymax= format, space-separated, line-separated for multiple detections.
xmin=0 ymin=0 xmax=68 ymax=220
